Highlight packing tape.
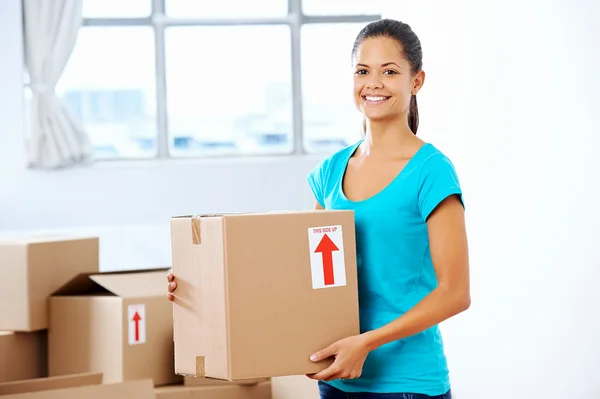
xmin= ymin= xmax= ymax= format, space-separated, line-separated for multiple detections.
xmin=191 ymin=217 xmax=201 ymax=245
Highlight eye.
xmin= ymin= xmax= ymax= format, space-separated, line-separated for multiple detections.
xmin=383 ymin=70 xmax=398 ymax=75
xmin=355 ymin=69 xmax=368 ymax=75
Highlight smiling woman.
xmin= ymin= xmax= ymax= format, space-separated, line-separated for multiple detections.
xmin=303 ymin=19 xmax=467 ymax=399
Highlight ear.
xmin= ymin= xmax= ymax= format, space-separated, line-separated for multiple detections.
xmin=411 ymin=70 xmax=426 ymax=95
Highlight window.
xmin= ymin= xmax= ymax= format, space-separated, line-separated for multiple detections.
xmin=301 ymin=23 xmax=369 ymax=153
xmin=58 ymin=27 xmax=157 ymax=159
xmin=57 ymin=0 xmax=381 ymax=159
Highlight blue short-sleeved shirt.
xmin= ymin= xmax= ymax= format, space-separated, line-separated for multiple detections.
xmin=307 ymin=139 xmax=463 ymax=395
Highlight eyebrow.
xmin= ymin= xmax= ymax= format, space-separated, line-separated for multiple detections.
xmin=356 ymin=62 xmax=402 ymax=69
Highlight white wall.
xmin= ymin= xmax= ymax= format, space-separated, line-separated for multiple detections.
xmin=1 ymin=0 xmax=599 ymax=397
xmin=385 ymin=1 xmax=600 ymax=398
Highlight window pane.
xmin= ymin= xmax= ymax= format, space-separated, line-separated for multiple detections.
xmin=83 ymin=0 xmax=151 ymax=18
xmin=165 ymin=26 xmax=293 ymax=157
xmin=57 ymin=27 xmax=157 ymax=159
xmin=166 ymin=0 xmax=288 ymax=18
xmin=301 ymin=23 xmax=365 ymax=153
xmin=302 ymin=0 xmax=383 ymax=16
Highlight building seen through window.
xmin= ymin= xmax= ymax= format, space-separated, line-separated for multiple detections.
xmin=55 ymin=0 xmax=382 ymax=159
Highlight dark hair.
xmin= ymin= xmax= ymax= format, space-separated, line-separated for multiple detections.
xmin=352 ymin=19 xmax=423 ymax=134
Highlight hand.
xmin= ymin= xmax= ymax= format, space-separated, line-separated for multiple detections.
xmin=307 ymin=334 xmax=372 ymax=381
xmin=167 ymin=273 xmax=177 ymax=301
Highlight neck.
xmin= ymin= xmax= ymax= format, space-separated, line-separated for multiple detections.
xmin=362 ymin=118 xmax=415 ymax=156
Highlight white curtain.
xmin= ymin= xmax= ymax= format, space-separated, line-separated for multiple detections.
xmin=23 ymin=0 xmax=94 ymax=169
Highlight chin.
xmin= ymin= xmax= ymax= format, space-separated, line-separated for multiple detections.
xmin=362 ymin=112 xmax=392 ymax=122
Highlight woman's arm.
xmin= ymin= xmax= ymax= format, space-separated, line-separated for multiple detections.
xmin=363 ymin=194 xmax=471 ymax=350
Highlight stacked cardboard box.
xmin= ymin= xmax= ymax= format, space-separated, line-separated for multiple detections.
xmin=0 ymin=235 xmax=180 ymax=397
xmin=0 ymin=372 xmax=155 ymax=398
xmin=0 ymin=236 xmax=99 ymax=384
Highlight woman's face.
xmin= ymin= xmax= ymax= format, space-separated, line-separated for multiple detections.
xmin=352 ymin=36 xmax=424 ymax=123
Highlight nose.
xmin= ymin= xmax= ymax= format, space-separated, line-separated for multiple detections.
xmin=365 ymin=75 xmax=383 ymax=90
xmin=365 ymin=80 xmax=383 ymax=90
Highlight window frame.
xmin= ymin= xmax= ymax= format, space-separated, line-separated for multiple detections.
xmin=81 ymin=0 xmax=381 ymax=160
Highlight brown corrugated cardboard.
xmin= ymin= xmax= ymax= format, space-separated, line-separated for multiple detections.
xmin=0 ymin=372 xmax=102 ymax=396
xmin=48 ymin=268 xmax=181 ymax=386
xmin=0 ymin=236 xmax=99 ymax=331
xmin=170 ymin=210 xmax=360 ymax=381
xmin=271 ymin=376 xmax=319 ymax=399
xmin=0 ymin=331 xmax=47 ymax=383
xmin=184 ymin=376 xmax=267 ymax=387
xmin=0 ymin=379 xmax=154 ymax=399
xmin=155 ymin=380 xmax=271 ymax=399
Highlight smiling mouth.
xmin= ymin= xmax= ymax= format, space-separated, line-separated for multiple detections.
xmin=363 ymin=95 xmax=391 ymax=104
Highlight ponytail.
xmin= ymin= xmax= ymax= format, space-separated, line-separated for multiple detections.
xmin=408 ymin=95 xmax=419 ymax=135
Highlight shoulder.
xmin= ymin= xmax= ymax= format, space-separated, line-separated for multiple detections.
xmin=420 ymin=143 xmax=456 ymax=167
xmin=417 ymin=144 xmax=460 ymax=181
xmin=415 ymin=143 xmax=463 ymax=220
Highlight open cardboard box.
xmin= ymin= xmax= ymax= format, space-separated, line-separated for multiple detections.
xmin=0 ymin=372 xmax=154 ymax=398
xmin=48 ymin=267 xmax=181 ymax=385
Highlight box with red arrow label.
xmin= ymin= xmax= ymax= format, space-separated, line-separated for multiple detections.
xmin=47 ymin=267 xmax=181 ymax=387
xmin=169 ymin=209 xmax=360 ymax=381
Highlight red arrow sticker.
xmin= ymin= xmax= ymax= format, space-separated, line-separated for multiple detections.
xmin=308 ymin=225 xmax=346 ymax=289
xmin=128 ymin=304 xmax=146 ymax=345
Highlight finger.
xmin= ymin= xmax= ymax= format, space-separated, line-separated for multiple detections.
xmin=167 ymin=293 xmax=175 ymax=302
xmin=310 ymin=365 xmax=339 ymax=381
xmin=167 ymin=273 xmax=174 ymax=283
xmin=324 ymin=373 xmax=342 ymax=382
xmin=310 ymin=345 xmax=336 ymax=362
xmin=168 ymin=281 xmax=177 ymax=293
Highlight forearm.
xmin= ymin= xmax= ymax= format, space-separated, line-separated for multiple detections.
xmin=363 ymin=285 xmax=470 ymax=351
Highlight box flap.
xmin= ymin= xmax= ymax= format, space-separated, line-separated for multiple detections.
xmin=52 ymin=272 xmax=111 ymax=296
xmin=53 ymin=268 xmax=170 ymax=297
xmin=0 ymin=372 xmax=103 ymax=396
xmin=89 ymin=269 xmax=170 ymax=298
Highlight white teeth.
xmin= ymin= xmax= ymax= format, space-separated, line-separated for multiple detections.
xmin=365 ymin=96 xmax=388 ymax=102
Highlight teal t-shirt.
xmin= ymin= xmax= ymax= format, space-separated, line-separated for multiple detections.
xmin=307 ymin=139 xmax=463 ymax=395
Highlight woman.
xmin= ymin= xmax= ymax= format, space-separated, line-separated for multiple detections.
xmin=168 ymin=18 xmax=469 ymax=399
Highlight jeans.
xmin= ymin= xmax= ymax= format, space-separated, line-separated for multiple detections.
xmin=318 ymin=381 xmax=452 ymax=399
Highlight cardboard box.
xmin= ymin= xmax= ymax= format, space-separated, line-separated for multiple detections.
xmin=0 ymin=331 xmax=47 ymax=383
xmin=271 ymin=376 xmax=319 ymax=399
xmin=0 ymin=372 xmax=102 ymax=396
xmin=0 ymin=236 xmax=99 ymax=331
xmin=155 ymin=380 xmax=271 ymax=399
xmin=0 ymin=374 xmax=154 ymax=399
xmin=170 ymin=210 xmax=360 ymax=381
xmin=48 ymin=268 xmax=181 ymax=386
xmin=184 ymin=376 xmax=267 ymax=387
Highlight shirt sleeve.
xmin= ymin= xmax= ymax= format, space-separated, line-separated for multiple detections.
xmin=307 ymin=159 xmax=327 ymax=209
xmin=418 ymin=153 xmax=464 ymax=220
